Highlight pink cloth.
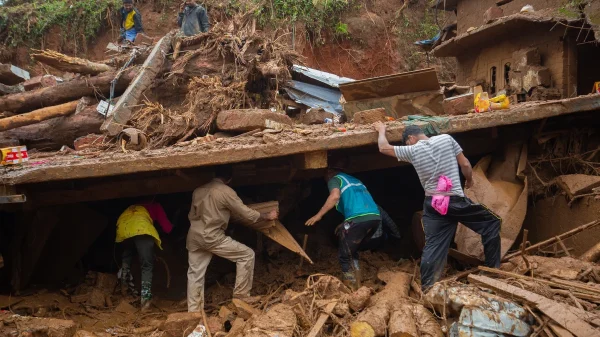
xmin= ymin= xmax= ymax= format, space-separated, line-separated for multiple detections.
xmin=431 ymin=176 xmax=453 ymax=215
xmin=141 ymin=202 xmax=173 ymax=234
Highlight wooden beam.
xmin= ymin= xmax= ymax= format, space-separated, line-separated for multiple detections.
xmin=306 ymin=301 xmax=337 ymax=337
xmin=2 ymin=95 xmax=599 ymax=185
xmin=294 ymin=151 xmax=327 ymax=169
xmin=0 ymin=100 xmax=78 ymax=132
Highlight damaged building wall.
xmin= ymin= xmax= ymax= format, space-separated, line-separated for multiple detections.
xmin=455 ymin=24 xmax=576 ymax=97
xmin=455 ymin=0 xmax=569 ymax=35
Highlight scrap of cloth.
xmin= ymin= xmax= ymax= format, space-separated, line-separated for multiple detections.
xmin=431 ymin=175 xmax=453 ymax=215
xmin=405 ymin=115 xmax=451 ymax=136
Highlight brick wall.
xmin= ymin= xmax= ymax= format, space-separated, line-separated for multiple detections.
xmin=456 ymin=0 xmax=568 ymax=35
xmin=454 ymin=24 xmax=573 ymax=97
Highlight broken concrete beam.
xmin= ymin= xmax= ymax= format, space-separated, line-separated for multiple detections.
xmin=484 ymin=6 xmax=504 ymax=24
xmin=294 ymin=151 xmax=327 ymax=169
xmin=442 ymin=93 xmax=474 ymax=115
xmin=14 ymin=316 xmax=77 ymax=337
xmin=353 ymin=108 xmax=387 ymax=125
xmin=23 ymin=75 xmax=58 ymax=91
xmin=0 ymin=63 xmax=30 ymax=85
xmin=232 ymin=298 xmax=261 ymax=320
xmin=101 ymin=32 xmax=174 ymax=136
xmin=160 ymin=312 xmax=203 ymax=337
xmin=512 ymin=48 xmax=541 ymax=70
xmin=556 ymin=174 xmax=600 ymax=199
xmin=216 ymin=109 xmax=293 ymax=132
xmin=300 ymin=108 xmax=334 ymax=125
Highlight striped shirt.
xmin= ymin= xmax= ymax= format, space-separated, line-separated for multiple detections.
xmin=394 ymin=134 xmax=464 ymax=197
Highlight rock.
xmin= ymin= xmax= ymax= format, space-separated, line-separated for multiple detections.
xmin=348 ymin=286 xmax=373 ymax=312
xmin=115 ymin=300 xmax=137 ymax=314
xmin=15 ymin=316 xmax=77 ymax=337
xmin=86 ymin=288 xmax=106 ymax=308
xmin=442 ymin=93 xmax=474 ymax=116
xmin=206 ymin=316 xmax=224 ymax=334
xmin=556 ymin=174 xmax=600 ymax=199
xmin=160 ymin=312 xmax=203 ymax=337
xmin=353 ymin=108 xmax=386 ymax=125
xmin=483 ymin=6 xmax=504 ymax=23
xmin=262 ymin=133 xmax=277 ymax=144
xmin=219 ymin=305 xmax=234 ymax=320
xmin=216 ymin=109 xmax=293 ymax=132
xmin=300 ymin=108 xmax=334 ymax=125
xmin=245 ymin=304 xmax=296 ymax=337
xmin=232 ymin=298 xmax=261 ymax=320
xmin=95 ymin=272 xmax=118 ymax=291
xmin=73 ymin=134 xmax=106 ymax=151
xmin=227 ymin=318 xmax=246 ymax=337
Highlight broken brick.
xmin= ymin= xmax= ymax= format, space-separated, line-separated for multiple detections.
xmin=352 ymin=108 xmax=387 ymax=125
xmin=300 ymin=108 xmax=334 ymax=125
xmin=216 ymin=109 xmax=293 ymax=132
xmin=73 ymin=134 xmax=106 ymax=151
xmin=442 ymin=93 xmax=474 ymax=116
xmin=15 ymin=316 xmax=77 ymax=337
xmin=160 ymin=312 xmax=203 ymax=337
xmin=483 ymin=6 xmax=504 ymax=24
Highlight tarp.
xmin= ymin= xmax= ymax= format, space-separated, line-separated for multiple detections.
xmin=284 ymin=80 xmax=344 ymax=115
xmin=291 ymin=65 xmax=354 ymax=88
xmin=456 ymin=144 xmax=528 ymax=259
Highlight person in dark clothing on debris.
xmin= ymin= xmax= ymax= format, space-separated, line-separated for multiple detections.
xmin=119 ymin=0 xmax=144 ymax=43
xmin=374 ymin=122 xmax=502 ymax=290
xmin=358 ymin=206 xmax=401 ymax=251
xmin=178 ymin=0 xmax=210 ymax=36
xmin=306 ymin=161 xmax=381 ymax=289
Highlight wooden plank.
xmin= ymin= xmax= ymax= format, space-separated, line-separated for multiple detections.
xmin=339 ymin=68 xmax=439 ymax=101
xmin=549 ymin=322 xmax=576 ymax=337
xmin=101 ymin=33 xmax=174 ymax=136
xmin=306 ymin=301 xmax=337 ymax=337
xmin=468 ymin=274 xmax=600 ymax=337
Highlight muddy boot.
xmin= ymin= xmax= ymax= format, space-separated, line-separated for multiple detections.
xmin=141 ymin=298 xmax=152 ymax=312
xmin=341 ymin=272 xmax=358 ymax=291
xmin=140 ymin=281 xmax=152 ymax=312
xmin=120 ymin=267 xmax=131 ymax=297
xmin=352 ymin=259 xmax=362 ymax=288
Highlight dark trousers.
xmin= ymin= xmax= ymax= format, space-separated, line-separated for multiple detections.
xmin=122 ymin=235 xmax=155 ymax=300
xmin=338 ymin=220 xmax=380 ymax=272
xmin=421 ymin=196 xmax=501 ymax=289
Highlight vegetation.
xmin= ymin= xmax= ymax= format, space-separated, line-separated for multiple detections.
xmin=0 ymin=0 xmax=121 ymax=53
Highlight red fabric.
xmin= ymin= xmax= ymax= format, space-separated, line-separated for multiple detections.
xmin=141 ymin=202 xmax=173 ymax=234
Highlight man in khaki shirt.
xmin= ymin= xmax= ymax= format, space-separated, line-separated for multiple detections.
xmin=187 ymin=166 xmax=278 ymax=312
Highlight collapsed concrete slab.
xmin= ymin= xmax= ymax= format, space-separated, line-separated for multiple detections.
xmin=216 ymin=109 xmax=293 ymax=132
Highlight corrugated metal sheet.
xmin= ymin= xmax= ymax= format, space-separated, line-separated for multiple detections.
xmin=291 ymin=65 xmax=354 ymax=88
xmin=284 ymin=80 xmax=343 ymax=115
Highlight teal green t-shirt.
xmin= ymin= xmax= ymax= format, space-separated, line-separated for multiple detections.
xmin=327 ymin=177 xmax=380 ymax=223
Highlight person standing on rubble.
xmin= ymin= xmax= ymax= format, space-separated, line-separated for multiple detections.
xmin=119 ymin=0 xmax=144 ymax=43
xmin=186 ymin=166 xmax=278 ymax=312
xmin=306 ymin=161 xmax=381 ymax=289
xmin=373 ymin=122 xmax=502 ymax=290
xmin=178 ymin=0 xmax=210 ymax=36
xmin=116 ymin=201 xmax=173 ymax=311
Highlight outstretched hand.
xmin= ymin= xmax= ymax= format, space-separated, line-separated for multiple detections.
xmin=265 ymin=210 xmax=278 ymax=221
xmin=373 ymin=121 xmax=386 ymax=133
xmin=305 ymin=214 xmax=322 ymax=226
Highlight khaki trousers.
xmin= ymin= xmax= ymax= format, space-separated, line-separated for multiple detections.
xmin=187 ymin=236 xmax=255 ymax=312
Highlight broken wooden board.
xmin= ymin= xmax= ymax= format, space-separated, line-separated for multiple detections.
xmin=101 ymin=32 xmax=174 ymax=136
xmin=556 ymin=174 xmax=600 ymax=199
xmin=248 ymin=201 xmax=313 ymax=264
xmin=339 ymin=68 xmax=439 ymax=101
xmin=306 ymin=301 xmax=337 ymax=337
xmin=468 ymin=274 xmax=600 ymax=337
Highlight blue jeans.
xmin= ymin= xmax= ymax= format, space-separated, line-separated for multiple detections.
xmin=123 ymin=28 xmax=137 ymax=42
xmin=421 ymin=196 xmax=501 ymax=289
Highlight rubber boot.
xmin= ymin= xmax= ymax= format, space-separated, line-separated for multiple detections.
xmin=141 ymin=281 xmax=152 ymax=312
xmin=352 ymin=259 xmax=362 ymax=288
xmin=341 ymin=272 xmax=358 ymax=291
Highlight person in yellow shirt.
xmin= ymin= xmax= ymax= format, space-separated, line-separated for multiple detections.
xmin=116 ymin=201 xmax=173 ymax=311
xmin=120 ymin=0 xmax=144 ymax=43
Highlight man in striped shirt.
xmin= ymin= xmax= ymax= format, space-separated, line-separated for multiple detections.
xmin=373 ymin=122 xmax=501 ymax=289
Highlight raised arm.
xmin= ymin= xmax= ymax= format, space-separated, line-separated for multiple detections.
xmin=198 ymin=7 xmax=210 ymax=32
xmin=305 ymin=188 xmax=340 ymax=226
xmin=373 ymin=122 xmax=396 ymax=157
xmin=457 ymin=152 xmax=473 ymax=189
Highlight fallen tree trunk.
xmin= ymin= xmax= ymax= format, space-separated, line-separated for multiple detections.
xmin=580 ymin=241 xmax=600 ymax=262
xmin=31 ymin=50 xmax=114 ymax=75
xmin=102 ymin=32 xmax=174 ymax=136
xmin=0 ymin=68 xmax=138 ymax=113
xmin=0 ymin=101 xmax=78 ymax=132
xmin=0 ymin=63 xmax=29 ymax=85
xmin=389 ymin=307 xmax=418 ymax=337
xmin=0 ymin=104 xmax=104 ymax=150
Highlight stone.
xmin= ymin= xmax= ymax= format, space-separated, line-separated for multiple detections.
xmin=86 ymin=288 xmax=106 ymax=308
xmin=216 ymin=109 xmax=293 ymax=132
xmin=218 ymin=305 xmax=234 ymax=320
xmin=160 ymin=312 xmax=203 ymax=337
xmin=73 ymin=134 xmax=106 ymax=151
xmin=352 ymin=108 xmax=387 ymax=125
xmin=206 ymin=316 xmax=224 ymax=334
xmin=442 ymin=93 xmax=474 ymax=116
xmin=556 ymin=174 xmax=600 ymax=199
xmin=262 ymin=133 xmax=278 ymax=144
xmin=300 ymin=108 xmax=334 ymax=125
xmin=95 ymin=272 xmax=118 ymax=291
xmin=115 ymin=300 xmax=137 ymax=314
xmin=512 ymin=48 xmax=541 ymax=70
xmin=247 ymin=304 xmax=296 ymax=337
xmin=232 ymin=298 xmax=261 ymax=320
xmin=483 ymin=6 xmax=504 ymax=24
xmin=15 ymin=316 xmax=77 ymax=337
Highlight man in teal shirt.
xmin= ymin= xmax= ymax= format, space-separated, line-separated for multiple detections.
xmin=306 ymin=162 xmax=381 ymax=288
